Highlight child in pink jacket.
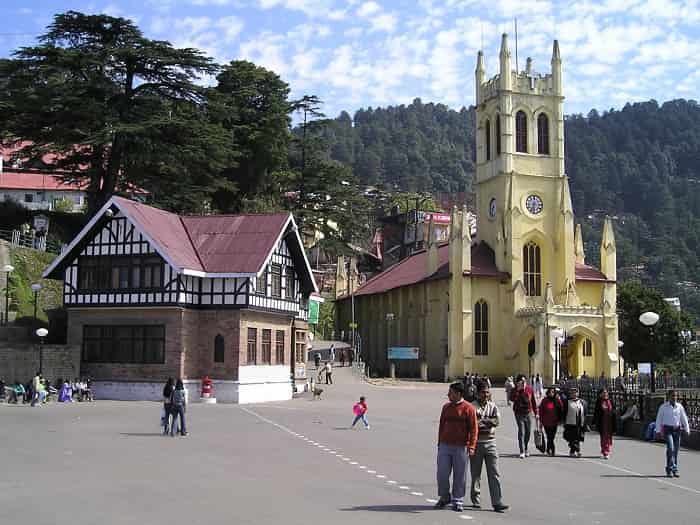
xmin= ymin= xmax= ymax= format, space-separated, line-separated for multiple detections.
xmin=351 ymin=396 xmax=370 ymax=429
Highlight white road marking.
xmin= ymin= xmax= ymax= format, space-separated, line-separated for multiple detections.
xmin=459 ymin=515 xmax=474 ymax=520
xmin=387 ymin=480 xmax=397 ymax=484
xmin=580 ymin=458 xmax=700 ymax=495
xmin=350 ymin=462 xmax=358 ymax=465
xmin=411 ymin=492 xmax=424 ymax=496
xmin=343 ymin=458 xmax=351 ymax=461
xmin=367 ymin=470 xmax=376 ymax=474
xmin=359 ymin=466 xmax=367 ymax=469
xmin=328 ymin=451 xmax=336 ymax=454
xmin=376 ymin=474 xmax=386 ymax=479
xmin=426 ymin=498 xmax=438 ymax=503
xmin=399 ymin=486 xmax=410 ymax=490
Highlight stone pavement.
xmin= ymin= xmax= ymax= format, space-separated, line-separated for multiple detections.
xmin=1 ymin=367 xmax=699 ymax=525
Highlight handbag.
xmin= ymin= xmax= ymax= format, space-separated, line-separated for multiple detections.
xmin=534 ymin=428 xmax=546 ymax=453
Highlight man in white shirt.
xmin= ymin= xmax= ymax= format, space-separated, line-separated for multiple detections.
xmin=655 ymin=389 xmax=691 ymax=478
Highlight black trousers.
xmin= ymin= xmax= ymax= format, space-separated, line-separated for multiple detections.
xmin=544 ymin=426 xmax=558 ymax=455
xmin=326 ymin=372 xmax=333 ymax=384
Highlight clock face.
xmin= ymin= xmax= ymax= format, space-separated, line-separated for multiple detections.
xmin=489 ymin=198 xmax=497 ymax=218
xmin=525 ymin=194 xmax=544 ymax=215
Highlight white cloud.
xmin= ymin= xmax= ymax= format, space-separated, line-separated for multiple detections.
xmin=357 ymin=1 xmax=381 ymax=17
xmin=370 ymin=13 xmax=397 ymax=33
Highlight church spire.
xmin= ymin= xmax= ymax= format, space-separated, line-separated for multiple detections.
xmin=600 ymin=216 xmax=617 ymax=281
xmin=475 ymin=50 xmax=485 ymax=104
xmin=551 ymin=39 xmax=562 ymax=95
xmin=574 ymin=224 xmax=585 ymax=264
xmin=499 ymin=33 xmax=512 ymax=90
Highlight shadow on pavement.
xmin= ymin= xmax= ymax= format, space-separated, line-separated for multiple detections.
xmin=600 ymin=474 xmax=670 ymax=479
xmin=119 ymin=432 xmax=166 ymax=437
xmin=340 ymin=504 xmax=433 ymax=513
xmin=500 ymin=453 xmax=602 ymax=459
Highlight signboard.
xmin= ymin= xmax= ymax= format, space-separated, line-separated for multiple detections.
xmin=33 ymin=214 xmax=50 ymax=232
xmin=423 ymin=212 xmax=451 ymax=225
xmin=295 ymin=363 xmax=306 ymax=380
xmin=387 ymin=346 xmax=420 ymax=360
xmin=638 ymin=363 xmax=652 ymax=374
xmin=308 ymin=300 xmax=320 ymax=324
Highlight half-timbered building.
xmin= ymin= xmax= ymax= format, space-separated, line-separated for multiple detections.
xmin=43 ymin=196 xmax=318 ymax=403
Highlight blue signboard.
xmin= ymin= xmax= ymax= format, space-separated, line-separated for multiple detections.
xmin=387 ymin=347 xmax=420 ymax=360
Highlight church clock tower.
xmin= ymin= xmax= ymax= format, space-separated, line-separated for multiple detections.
xmin=474 ymin=34 xmax=573 ymax=310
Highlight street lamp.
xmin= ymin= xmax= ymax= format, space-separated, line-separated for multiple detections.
xmin=36 ymin=327 xmax=48 ymax=374
xmin=2 ymin=264 xmax=14 ymax=326
xmin=639 ymin=311 xmax=659 ymax=392
xmin=31 ymin=283 xmax=42 ymax=334
xmin=617 ymin=340 xmax=624 ymax=379
xmin=552 ymin=328 xmax=564 ymax=382
xmin=679 ymin=330 xmax=692 ymax=378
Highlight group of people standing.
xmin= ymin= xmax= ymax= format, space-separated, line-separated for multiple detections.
xmin=0 ymin=373 xmax=92 ymax=406
xmin=162 ymin=378 xmax=188 ymax=437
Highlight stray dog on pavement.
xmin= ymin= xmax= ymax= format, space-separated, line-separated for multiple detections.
xmin=312 ymin=387 xmax=324 ymax=400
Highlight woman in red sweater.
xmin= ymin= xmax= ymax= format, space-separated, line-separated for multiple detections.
xmin=538 ymin=387 xmax=563 ymax=456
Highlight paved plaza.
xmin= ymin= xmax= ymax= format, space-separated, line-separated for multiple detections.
xmin=2 ymin=367 xmax=699 ymax=525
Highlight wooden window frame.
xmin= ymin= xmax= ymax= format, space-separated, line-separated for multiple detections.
xmin=271 ymin=264 xmax=282 ymax=298
xmin=523 ymin=242 xmax=542 ymax=296
xmin=295 ymin=330 xmax=306 ymax=363
xmin=583 ymin=338 xmax=593 ymax=357
xmin=262 ymin=329 xmax=272 ymax=364
xmin=275 ymin=330 xmax=285 ymax=364
xmin=474 ymin=300 xmax=489 ymax=356
xmin=516 ymin=110 xmax=528 ymax=153
xmin=256 ymin=269 xmax=267 ymax=295
xmin=82 ymin=325 xmax=165 ymax=364
xmin=247 ymin=327 xmax=257 ymax=365
xmin=285 ymin=267 xmax=295 ymax=300
xmin=78 ymin=255 xmax=163 ymax=292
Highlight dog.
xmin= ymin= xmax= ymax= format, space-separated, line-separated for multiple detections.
xmin=312 ymin=387 xmax=324 ymax=400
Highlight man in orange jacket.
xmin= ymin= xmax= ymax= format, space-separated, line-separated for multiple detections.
xmin=435 ymin=382 xmax=478 ymax=513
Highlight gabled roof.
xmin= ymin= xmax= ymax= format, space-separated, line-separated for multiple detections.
xmin=43 ymin=196 xmax=318 ymax=293
xmin=0 ymin=171 xmax=88 ymax=191
xmin=354 ymin=241 xmax=507 ymax=297
xmin=575 ymin=262 xmax=611 ymax=282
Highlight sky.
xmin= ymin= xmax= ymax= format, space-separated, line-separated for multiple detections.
xmin=1 ymin=0 xmax=699 ymax=119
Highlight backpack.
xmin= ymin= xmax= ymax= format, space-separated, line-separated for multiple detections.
xmin=171 ymin=389 xmax=186 ymax=407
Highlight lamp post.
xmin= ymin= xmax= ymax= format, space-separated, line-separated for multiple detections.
xmin=552 ymin=328 xmax=564 ymax=383
xmin=36 ymin=327 xmax=48 ymax=374
xmin=2 ymin=264 xmax=14 ymax=326
xmin=617 ymin=340 xmax=624 ymax=379
xmin=31 ymin=283 xmax=42 ymax=336
xmin=639 ymin=311 xmax=659 ymax=393
xmin=679 ymin=329 xmax=692 ymax=378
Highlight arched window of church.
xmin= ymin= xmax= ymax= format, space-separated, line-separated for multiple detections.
xmin=528 ymin=338 xmax=536 ymax=358
xmin=214 ymin=334 xmax=225 ymax=363
xmin=523 ymin=242 xmax=541 ymax=296
xmin=583 ymin=338 xmax=593 ymax=357
xmin=537 ymin=113 xmax=550 ymax=155
xmin=485 ymin=119 xmax=491 ymax=161
xmin=474 ymin=300 xmax=489 ymax=356
xmin=516 ymin=110 xmax=528 ymax=153
xmin=496 ymin=115 xmax=501 ymax=156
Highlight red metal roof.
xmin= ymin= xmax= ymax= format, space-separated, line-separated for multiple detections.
xmin=0 ymin=171 xmax=88 ymax=191
xmin=354 ymin=241 xmax=506 ymax=297
xmin=575 ymin=262 xmax=610 ymax=282
xmin=181 ymin=213 xmax=290 ymax=274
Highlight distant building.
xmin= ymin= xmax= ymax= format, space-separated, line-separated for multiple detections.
xmin=664 ymin=297 xmax=681 ymax=312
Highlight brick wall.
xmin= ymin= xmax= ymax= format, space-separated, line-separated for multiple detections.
xmin=183 ymin=309 xmax=241 ymax=380
xmin=67 ymin=307 xmax=184 ymax=381
xmin=0 ymin=344 xmax=81 ymax=383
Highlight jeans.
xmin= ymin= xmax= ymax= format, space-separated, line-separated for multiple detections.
xmin=469 ymin=440 xmax=503 ymax=507
xmin=515 ymin=414 xmax=532 ymax=453
xmin=170 ymin=405 xmax=186 ymax=436
xmin=544 ymin=426 xmax=558 ymax=455
xmin=437 ymin=444 xmax=468 ymax=504
xmin=663 ymin=426 xmax=681 ymax=473
xmin=352 ymin=414 xmax=369 ymax=428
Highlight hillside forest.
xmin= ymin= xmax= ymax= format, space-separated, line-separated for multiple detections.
xmin=1 ymin=12 xmax=698 ymax=327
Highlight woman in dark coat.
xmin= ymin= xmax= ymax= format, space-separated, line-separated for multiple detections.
xmin=539 ymin=387 xmax=563 ymax=456
xmin=561 ymin=386 xmax=587 ymax=457
xmin=593 ymin=388 xmax=616 ymax=459
xmin=162 ymin=377 xmax=175 ymax=435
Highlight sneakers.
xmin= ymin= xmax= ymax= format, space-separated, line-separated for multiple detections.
xmin=673 ymin=471 xmax=680 ymax=478
xmin=434 ymin=499 xmax=450 ymax=509
xmin=575 ymin=451 xmax=582 ymax=458
xmin=493 ymin=504 xmax=510 ymax=513
xmin=365 ymin=425 xmax=371 ymax=430
xmin=453 ymin=503 xmax=464 ymax=512
xmin=602 ymin=454 xmax=609 ymax=460
xmin=519 ymin=452 xmax=525 ymax=459
xmin=569 ymin=451 xmax=576 ymax=457
xmin=524 ymin=450 xmax=530 ymax=457
xmin=471 ymin=501 xmax=481 ymax=509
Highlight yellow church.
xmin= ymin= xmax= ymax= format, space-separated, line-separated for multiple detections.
xmin=337 ymin=35 xmax=620 ymax=383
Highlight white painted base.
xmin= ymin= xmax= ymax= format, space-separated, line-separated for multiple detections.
xmin=92 ymin=366 xmax=293 ymax=404
xmin=200 ymin=397 xmax=217 ymax=404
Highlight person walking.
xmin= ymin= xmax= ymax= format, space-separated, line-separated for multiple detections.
xmin=351 ymin=396 xmax=370 ymax=429
xmin=324 ymin=361 xmax=333 ymax=384
xmin=340 ymin=350 xmax=346 ymax=367
xmin=329 ymin=344 xmax=336 ymax=363
xmin=562 ymin=386 xmax=587 ymax=457
xmin=539 ymin=387 xmax=563 ymax=456
xmin=469 ymin=383 xmax=509 ymax=513
xmin=162 ymin=377 xmax=175 ymax=435
xmin=593 ymin=388 xmax=616 ymax=459
xmin=504 ymin=376 xmax=514 ymax=407
xmin=435 ymin=382 xmax=478 ymax=513
xmin=509 ymin=374 xmax=538 ymax=458
xmin=655 ymin=389 xmax=691 ymax=477
xmin=534 ymin=373 xmax=544 ymax=399
xmin=169 ymin=379 xmax=188 ymax=437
